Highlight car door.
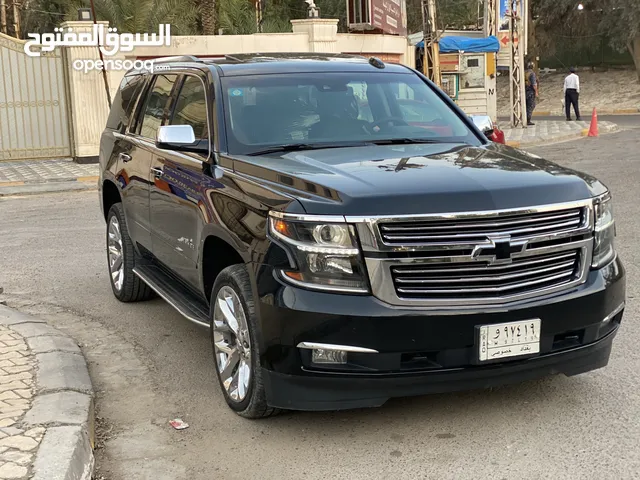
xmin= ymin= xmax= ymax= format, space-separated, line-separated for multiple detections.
xmin=120 ymin=73 xmax=179 ymax=252
xmin=149 ymin=74 xmax=211 ymax=288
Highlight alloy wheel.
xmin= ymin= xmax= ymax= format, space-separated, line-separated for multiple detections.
xmin=212 ymin=286 xmax=252 ymax=402
xmin=108 ymin=215 xmax=124 ymax=292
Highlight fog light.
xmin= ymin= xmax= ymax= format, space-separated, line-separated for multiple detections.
xmin=312 ymin=348 xmax=347 ymax=364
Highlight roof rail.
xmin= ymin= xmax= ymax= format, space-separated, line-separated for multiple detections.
xmin=224 ymin=54 xmax=244 ymax=62
xmin=153 ymin=55 xmax=202 ymax=64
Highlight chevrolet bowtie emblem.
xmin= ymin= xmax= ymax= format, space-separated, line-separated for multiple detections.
xmin=472 ymin=236 xmax=526 ymax=265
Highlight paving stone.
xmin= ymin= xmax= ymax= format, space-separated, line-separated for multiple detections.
xmin=0 ymin=372 xmax=32 ymax=384
xmin=2 ymin=365 xmax=32 ymax=375
xmin=23 ymin=427 xmax=45 ymax=439
xmin=0 ymin=428 xmax=23 ymax=437
xmin=0 ymin=159 xmax=98 ymax=184
xmin=0 ymin=381 xmax=30 ymax=393
xmin=0 ymin=419 xmax=17 ymax=428
xmin=0 ymin=435 xmax=39 ymax=451
xmin=0 ymin=462 xmax=28 ymax=478
xmin=9 ymin=357 xmax=31 ymax=367
xmin=0 ymin=392 xmax=20 ymax=402
xmin=13 ymin=390 xmax=31 ymax=399
xmin=0 ymin=450 xmax=32 ymax=466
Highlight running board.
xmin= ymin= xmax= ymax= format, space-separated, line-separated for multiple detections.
xmin=133 ymin=265 xmax=210 ymax=328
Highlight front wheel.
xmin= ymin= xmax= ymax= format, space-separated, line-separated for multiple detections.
xmin=106 ymin=203 xmax=154 ymax=302
xmin=210 ymin=264 xmax=280 ymax=419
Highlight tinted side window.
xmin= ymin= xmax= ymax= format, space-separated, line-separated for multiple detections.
xmin=139 ymin=74 xmax=178 ymax=139
xmin=106 ymin=74 xmax=145 ymax=131
xmin=169 ymin=76 xmax=209 ymax=140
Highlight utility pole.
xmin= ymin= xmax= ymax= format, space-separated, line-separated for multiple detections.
xmin=508 ymin=0 xmax=526 ymax=128
xmin=421 ymin=0 xmax=441 ymax=87
xmin=484 ymin=0 xmax=496 ymax=36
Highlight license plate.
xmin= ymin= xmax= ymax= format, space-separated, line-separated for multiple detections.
xmin=478 ymin=319 xmax=541 ymax=362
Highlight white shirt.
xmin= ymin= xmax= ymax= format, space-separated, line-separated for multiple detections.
xmin=564 ymin=73 xmax=580 ymax=93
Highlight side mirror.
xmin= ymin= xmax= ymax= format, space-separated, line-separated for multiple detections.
xmin=156 ymin=125 xmax=197 ymax=150
xmin=469 ymin=115 xmax=495 ymax=135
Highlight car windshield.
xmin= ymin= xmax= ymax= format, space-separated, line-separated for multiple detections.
xmin=221 ymin=71 xmax=482 ymax=155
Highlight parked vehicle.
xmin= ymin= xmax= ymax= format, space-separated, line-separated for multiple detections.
xmin=99 ymin=53 xmax=625 ymax=418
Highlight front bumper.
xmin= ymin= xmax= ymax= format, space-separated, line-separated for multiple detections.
xmin=254 ymin=256 xmax=625 ymax=411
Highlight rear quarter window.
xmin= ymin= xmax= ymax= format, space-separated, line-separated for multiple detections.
xmin=105 ymin=74 xmax=146 ymax=131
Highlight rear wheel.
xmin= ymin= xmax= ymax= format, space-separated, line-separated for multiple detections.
xmin=106 ymin=203 xmax=154 ymax=302
xmin=210 ymin=264 xmax=280 ymax=419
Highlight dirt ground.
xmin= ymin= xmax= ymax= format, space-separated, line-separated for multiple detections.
xmin=498 ymin=68 xmax=640 ymax=116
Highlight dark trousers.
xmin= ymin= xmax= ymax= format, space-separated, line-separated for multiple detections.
xmin=565 ymin=89 xmax=580 ymax=120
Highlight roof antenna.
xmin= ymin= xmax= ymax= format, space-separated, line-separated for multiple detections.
xmin=369 ymin=57 xmax=385 ymax=69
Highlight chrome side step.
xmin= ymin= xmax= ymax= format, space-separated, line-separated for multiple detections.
xmin=133 ymin=265 xmax=210 ymax=328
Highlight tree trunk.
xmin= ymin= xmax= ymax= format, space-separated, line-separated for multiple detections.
xmin=629 ymin=36 xmax=640 ymax=82
xmin=199 ymin=0 xmax=217 ymax=35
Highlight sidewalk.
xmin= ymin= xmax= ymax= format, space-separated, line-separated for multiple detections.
xmin=0 ymin=304 xmax=94 ymax=480
xmin=0 ymin=160 xmax=98 ymax=197
xmin=501 ymin=120 xmax=618 ymax=148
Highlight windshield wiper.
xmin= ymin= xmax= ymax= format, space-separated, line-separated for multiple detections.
xmin=247 ymin=142 xmax=371 ymax=156
xmin=369 ymin=138 xmax=445 ymax=145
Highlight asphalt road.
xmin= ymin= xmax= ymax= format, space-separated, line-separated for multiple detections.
xmin=1 ymin=126 xmax=639 ymax=479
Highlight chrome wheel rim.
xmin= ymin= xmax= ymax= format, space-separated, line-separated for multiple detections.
xmin=107 ymin=216 xmax=124 ymax=292
xmin=213 ymin=286 xmax=252 ymax=402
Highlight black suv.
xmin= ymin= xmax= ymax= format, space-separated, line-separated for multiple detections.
xmin=99 ymin=53 xmax=625 ymax=418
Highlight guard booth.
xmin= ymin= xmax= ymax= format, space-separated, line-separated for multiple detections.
xmin=416 ymin=36 xmax=500 ymax=122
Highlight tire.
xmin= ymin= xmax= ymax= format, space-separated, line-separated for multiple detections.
xmin=106 ymin=203 xmax=154 ymax=302
xmin=210 ymin=264 xmax=280 ymax=419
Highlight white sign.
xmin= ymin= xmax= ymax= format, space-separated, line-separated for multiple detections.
xmin=24 ymin=23 xmax=171 ymax=57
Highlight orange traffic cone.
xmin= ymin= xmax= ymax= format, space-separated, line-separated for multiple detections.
xmin=588 ymin=108 xmax=599 ymax=137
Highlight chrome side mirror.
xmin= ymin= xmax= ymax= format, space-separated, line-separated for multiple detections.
xmin=156 ymin=125 xmax=196 ymax=149
xmin=469 ymin=115 xmax=495 ymax=135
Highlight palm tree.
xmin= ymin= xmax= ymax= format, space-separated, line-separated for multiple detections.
xmin=88 ymin=0 xmax=199 ymax=34
xmin=23 ymin=0 xmax=199 ymax=35
xmin=196 ymin=0 xmax=216 ymax=35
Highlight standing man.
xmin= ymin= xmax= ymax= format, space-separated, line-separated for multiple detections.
xmin=525 ymin=62 xmax=539 ymax=126
xmin=564 ymin=67 xmax=581 ymax=121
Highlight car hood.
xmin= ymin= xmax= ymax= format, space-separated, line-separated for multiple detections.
xmin=233 ymin=142 xmax=607 ymax=216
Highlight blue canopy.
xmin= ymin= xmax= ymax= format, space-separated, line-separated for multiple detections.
xmin=416 ymin=35 xmax=500 ymax=53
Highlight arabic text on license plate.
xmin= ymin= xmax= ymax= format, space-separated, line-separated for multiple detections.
xmin=478 ymin=319 xmax=541 ymax=362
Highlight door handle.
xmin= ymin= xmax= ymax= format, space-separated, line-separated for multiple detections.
xmin=150 ymin=166 xmax=164 ymax=178
xmin=118 ymin=152 xmax=132 ymax=163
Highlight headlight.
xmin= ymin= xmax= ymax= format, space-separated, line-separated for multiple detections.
xmin=592 ymin=193 xmax=616 ymax=268
xmin=268 ymin=213 xmax=369 ymax=293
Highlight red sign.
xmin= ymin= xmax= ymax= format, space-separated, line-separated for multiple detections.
xmin=370 ymin=0 xmax=407 ymax=36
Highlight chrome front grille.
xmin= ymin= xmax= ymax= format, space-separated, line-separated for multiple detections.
xmin=391 ymin=250 xmax=581 ymax=300
xmin=352 ymin=201 xmax=594 ymax=309
xmin=379 ymin=207 xmax=584 ymax=245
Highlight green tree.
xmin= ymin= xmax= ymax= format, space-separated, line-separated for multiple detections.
xmin=22 ymin=0 xmax=199 ymax=35
xmin=531 ymin=0 xmax=640 ymax=80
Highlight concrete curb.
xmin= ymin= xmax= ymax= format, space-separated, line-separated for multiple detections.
xmin=505 ymin=123 xmax=619 ymax=149
xmin=0 ymin=304 xmax=94 ymax=480
xmin=532 ymin=108 xmax=640 ymax=117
